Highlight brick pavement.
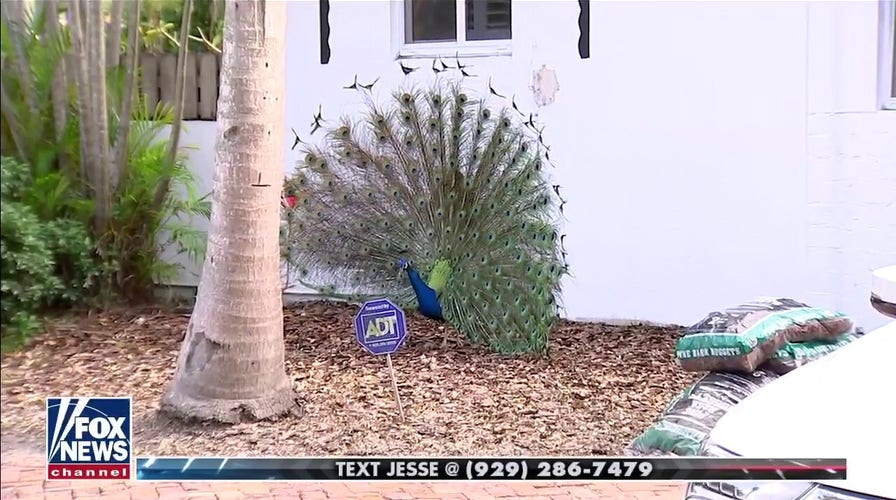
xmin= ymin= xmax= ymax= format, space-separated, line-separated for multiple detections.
xmin=1 ymin=453 xmax=686 ymax=500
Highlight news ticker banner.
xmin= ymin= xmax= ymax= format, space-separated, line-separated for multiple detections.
xmin=135 ymin=457 xmax=847 ymax=482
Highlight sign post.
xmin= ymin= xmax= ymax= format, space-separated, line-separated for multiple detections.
xmin=354 ymin=298 xmax=408 ymax=420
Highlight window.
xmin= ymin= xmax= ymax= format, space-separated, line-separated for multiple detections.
xmin=881 ymin=0 xmax=896 ymax=109
xmin=393 ymin=0 xmax=512 ymax=58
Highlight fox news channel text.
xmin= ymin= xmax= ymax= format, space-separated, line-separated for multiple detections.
xmin=135 ymin=457 xmax=847 ymax=481
xmin=46 ymin=397 xmax=133 ymax=480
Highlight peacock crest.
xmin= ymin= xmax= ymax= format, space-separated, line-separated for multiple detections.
xmin=282 ymin=72 xmax=568 ymax=354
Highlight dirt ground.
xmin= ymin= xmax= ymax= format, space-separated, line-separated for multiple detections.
xmin=0 ymin=301 xmax=697 ymax=457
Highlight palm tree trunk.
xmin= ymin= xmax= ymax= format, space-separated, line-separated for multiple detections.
xmin=110 ymin=0 xmax=141 ymax=190
xmin=45 ymin=0 xmax=69 ymax=145
xmin=87 ymin=0 xmax=111 ymax=233
xmin=105 ymin=0 xmax=124 ymax=67
xmin=1 ymin=0 xmax=40 ymax=118
xmin=152 ymin=0 xmax=193 ymax=210
xmin=161 ymin=0 xmax=297 ymax=423
xmin=67 ymin=0 xmax=96 ymax=189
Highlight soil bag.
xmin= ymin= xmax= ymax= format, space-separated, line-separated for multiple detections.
xmin=762 ymin=333 xmax=859 ymax=375
xmin=627 ymin=369 xmax=779 ymax=456
xmin=676 ymin=297 xmax=853 ymax=373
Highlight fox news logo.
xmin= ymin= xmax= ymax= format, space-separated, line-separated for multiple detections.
xmin=46 ymin=397 xmax=132 ymax=480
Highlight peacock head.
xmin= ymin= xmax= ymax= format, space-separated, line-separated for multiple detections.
xmin=397 ymin=258 xmax=411 ymax=270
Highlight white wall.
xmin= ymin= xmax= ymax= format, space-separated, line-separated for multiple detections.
xmin=170 ymin=0 xmax=895 ymax=330
xmin=804 ymin=1 xmax=896 ymax=331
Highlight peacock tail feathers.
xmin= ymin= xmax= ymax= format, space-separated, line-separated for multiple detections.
xmin=282 ymin=75 xmax=567 ymax=354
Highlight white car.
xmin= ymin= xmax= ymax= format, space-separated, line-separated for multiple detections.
xmin=685 ymin=266 xmax=896 ymax=500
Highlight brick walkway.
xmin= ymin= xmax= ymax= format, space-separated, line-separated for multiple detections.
xmin=1 ymin=454 xmax=686 ymax=499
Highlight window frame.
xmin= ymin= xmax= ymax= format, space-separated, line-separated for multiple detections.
xmin=390 ymin=0 xmax=512 ymax=60
xmin=879 ymin=0 xmax=896 ymax=110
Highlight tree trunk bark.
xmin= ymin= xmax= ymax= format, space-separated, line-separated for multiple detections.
xmin=105 ymin=0 xmax=124 ymax=67
xmin=152 ymin=0 xmax=193 ymax=211
xmin=110 ymin=0 xmax=141 ymax=190
xmin=87 ymin=0 xmax=111 ymax=233
xmin=45 ymin=0 xmax=69 ymax=143
xmin=161 ymin=0 xmax=297 ymax=424
xmin=67 ymin=0 xmax=95 ymax=189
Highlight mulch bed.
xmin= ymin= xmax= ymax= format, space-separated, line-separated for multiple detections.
xmin=0 ymin=301 xmax=697 ymax=456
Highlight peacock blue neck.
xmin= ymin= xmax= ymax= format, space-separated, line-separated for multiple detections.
xmin=404 ymin=266 xmax=444 ymax=320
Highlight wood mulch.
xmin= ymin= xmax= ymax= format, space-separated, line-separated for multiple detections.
xmin=0 ymin=301 xmax=697 ymax=457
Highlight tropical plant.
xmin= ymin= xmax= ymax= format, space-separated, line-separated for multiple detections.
xmin=140 ymin=0 xmax=223 ymax=54
xmin=0 ymin=0 xmax=209 ymax=326
xmin=0 ymin=157 xmax=102 ymax=349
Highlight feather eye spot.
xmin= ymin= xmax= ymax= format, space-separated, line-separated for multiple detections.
xmin=401 ymin=93 xmax=413 ymax=104
xmin=500 ymin=118 xmax=511 ymax=128
xmin=481 ymin=108 xmax=491 ymax=120
xmin=428 ymin=120 xmax=437 ymax=130
xmin=435 ymin=209 xmax=444 ymax=217
xmin=431 ymin=95 xmax=442 ymax=105
xmin=457 ymin=93 xmax=468 ymax=104
xmin=402 ymin=112 xmax=412 ymax=123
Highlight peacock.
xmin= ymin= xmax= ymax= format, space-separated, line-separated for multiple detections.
xmin=281 ymin=70 xmax=568 ymax=354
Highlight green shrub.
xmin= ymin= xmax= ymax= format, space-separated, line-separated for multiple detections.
xmin=1 ymin=4 xmax=210 ymax=309
xmin=1 ymin=157 xmax=102 ymax=348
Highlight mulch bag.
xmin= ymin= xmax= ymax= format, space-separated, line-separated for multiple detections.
xmin=761 ymin=333 xmax=859 ymax=375
xmin=675 ymin=297 xmax=853 ymax=373
xmin=627 ymin=369 xmax=779 ymax=457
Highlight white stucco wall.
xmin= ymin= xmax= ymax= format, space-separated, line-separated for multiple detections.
xmin=167 ymin=0 xmax=895 ymax=331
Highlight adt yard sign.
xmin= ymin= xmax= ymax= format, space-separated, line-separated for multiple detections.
xmin=354 ymin=298 xmax=407 ymax=355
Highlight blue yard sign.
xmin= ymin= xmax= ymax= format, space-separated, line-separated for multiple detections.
xmin=354 ymin=298 xmax=408 ymax=356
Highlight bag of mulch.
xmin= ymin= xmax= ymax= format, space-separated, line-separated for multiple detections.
xmin=761 ymin=333 xmax=859 ymax=375
xmin=675 ymin=297 xmax=853 ymax=373
xmin=627 ymin=369 xmax=779 ymax=457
